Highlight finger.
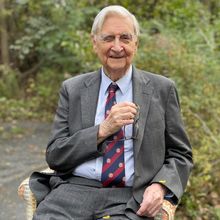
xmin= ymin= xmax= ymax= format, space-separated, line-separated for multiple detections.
xmin=104 ymin=114 xmax=133 ymax=130
xmin=136 ymin=204 xmax=146 ymax=216
xmin=145 ymin=199 xmax=163 ymax=217
xmin=137 ymin=202 xmax=160 ymax=217
xmin=140 ymin=196 xmax=163 ymax=217
xmin=113 ymin=103 xmax=138 ymax=114
xmin=136 ymin=192 xmax=159 ymax=216
xmin=149 ymin=205 xmax=162 ymax=217
xmin=121 ymin=118 xmax=134 ymax=126
xmin=111 ymin=104 xmax=137 ymax=116
xmin=117 ymin=111 xmax=136 ymax=120
xmin=115 ymin=101 xmax=137 ymax=108
xmin=137 ymin=202 xmax=151 ymax=216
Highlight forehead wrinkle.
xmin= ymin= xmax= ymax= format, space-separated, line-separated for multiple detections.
xmin=100 ymin=15 xmax=135 ymax=35
xmin=100 ymin=32 xmax=133 ymax=36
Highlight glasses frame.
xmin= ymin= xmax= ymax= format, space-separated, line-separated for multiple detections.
xmin=104 ymin=104 xmax=140 ymax=144
xmin=96 ymin=33 xmax=137 ymax=44
xmin=123 ymin=104 xmax=140 ymax=141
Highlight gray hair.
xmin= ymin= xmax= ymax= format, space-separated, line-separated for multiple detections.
xmin=91 ymin=5 xmax=140 ymax=36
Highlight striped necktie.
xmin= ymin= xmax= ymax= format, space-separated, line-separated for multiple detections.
xmin=101 ymin=83 xmax=125 ymax=187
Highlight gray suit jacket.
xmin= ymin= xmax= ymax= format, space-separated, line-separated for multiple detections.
xmin=30 ymin=66 xmax=193 ymax=212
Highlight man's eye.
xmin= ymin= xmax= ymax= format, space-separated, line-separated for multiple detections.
xmin=120 ymin=34 xmax=133 ymax=43
xmin=121 ymin=34 xmax=131 ymax=39
xmin=103 ymin=35 xmax=115 ymax=42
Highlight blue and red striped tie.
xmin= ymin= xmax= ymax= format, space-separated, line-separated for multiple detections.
xmin=101 ymin=83 xmax=125 ymax=187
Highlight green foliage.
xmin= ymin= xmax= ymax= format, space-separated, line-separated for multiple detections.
xmin=0 ymin=97 xmax=43 ymax=120
xmin=29 ymin=68 xmax=66 ymax=112
xmin=10 ymin=0 xmax=99 ymax=73
xmin=135 ymin=27 xmax=220 ymax=218
xmin=1 ymin=0 xmax=220 ymax=218
xmin=0 ymin=65 xmax=20 ymax=98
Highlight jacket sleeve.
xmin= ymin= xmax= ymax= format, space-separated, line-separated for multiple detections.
xmin=150 ymin=83 xmax=193 ymax=203
xmin=46 ymin=82 xmax=104 ymax=173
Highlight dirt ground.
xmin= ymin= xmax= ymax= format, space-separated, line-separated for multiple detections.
xmin=0 ymin=120 xmax=51 ymax=220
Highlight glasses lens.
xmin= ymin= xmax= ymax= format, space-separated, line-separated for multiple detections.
xmin=133 ymin=120 xmax=139 ymax=139
xmin=97 ymin=33 xmax=135 ymax=44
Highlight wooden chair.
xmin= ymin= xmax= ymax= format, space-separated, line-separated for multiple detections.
xmin=18 ymin=169 xmax=177 ymax=220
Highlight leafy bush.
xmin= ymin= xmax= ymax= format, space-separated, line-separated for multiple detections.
xmin=32 ymin=68 xmax=66 ymax=112
xmin=0 ymin=66 xmax=21 ymax=98
xmin=135 ymin=27 xmax=220 ymax=219
xmin=10 ymin=1 xmax=99 ymax=74
xmin=0 ymin=97 xmax=47 ymax=121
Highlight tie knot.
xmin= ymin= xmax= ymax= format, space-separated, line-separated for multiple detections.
xmin=108 ymin=83 xmax=119 ymax=93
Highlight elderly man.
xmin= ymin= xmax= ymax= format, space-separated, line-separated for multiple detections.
xmin=31 ymin=5 xmax=193 ymax=220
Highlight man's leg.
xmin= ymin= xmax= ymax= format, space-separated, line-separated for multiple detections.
xmin=33 ymin=176 xmax=135 ymax=220
xmin=33 ymin=183 xmax=98 ymax=220
xmin=94 ymin=187 xmax=132 ymax=220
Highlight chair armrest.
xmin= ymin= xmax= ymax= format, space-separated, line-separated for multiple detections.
xmin=18 ymin=168 xmax=53 ymax=220
xmin=18 ymin=177 xmax=37 ymax=220
xmin=155 ymin=200 xmax=177 ymax=220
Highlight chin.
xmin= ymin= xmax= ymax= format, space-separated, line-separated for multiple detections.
xmin=107 ymin=63 xmax=127 ymax=71
xmin=108 ymin=66 xmax=128 ymax=75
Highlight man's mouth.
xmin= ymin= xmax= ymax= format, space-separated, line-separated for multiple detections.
xmin=109 ymin=55 xmax=125 ymax=59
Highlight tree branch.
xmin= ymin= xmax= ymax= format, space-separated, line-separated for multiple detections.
xmin=0 ymin=0 xmax=10 ymax=66
xmin=189 ymin=109 xmax=219 ymax=145
xmin=20 ymin=60 xmax=44 ymax=80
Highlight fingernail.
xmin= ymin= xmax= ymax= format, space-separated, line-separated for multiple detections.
xmin=137 ymin=211 xmax=141 ymax=215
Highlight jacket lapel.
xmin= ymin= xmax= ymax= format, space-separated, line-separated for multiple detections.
xmin=80 ymin=70 xmax=101 ymax=128
xmin=132 ymin=67 xmax=154 ymax=157
xmin=80 ymin=67 xmax=154 ymax=157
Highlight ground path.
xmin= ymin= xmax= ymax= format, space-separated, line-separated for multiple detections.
xmin=0 ymin=120 xmax=51 ymax=220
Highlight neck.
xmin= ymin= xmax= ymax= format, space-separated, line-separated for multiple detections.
xmin=103 ymin=67 xmax=129 ymax=81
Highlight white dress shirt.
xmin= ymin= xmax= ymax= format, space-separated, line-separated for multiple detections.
xmin=73 ymin=65 xmax=134 ymax=186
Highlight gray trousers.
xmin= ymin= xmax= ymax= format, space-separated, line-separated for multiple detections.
xmin=33 ymin=175 xmax=143 ymax=220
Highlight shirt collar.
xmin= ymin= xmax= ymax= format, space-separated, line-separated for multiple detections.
xmin=101 ymin=65 xmax=133 ymax=95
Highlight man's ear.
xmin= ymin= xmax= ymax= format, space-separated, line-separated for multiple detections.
xmin=134 ymin=39 xmax=139 ymax=54
xmin=91 ymin=34 xmax=97 ymax=53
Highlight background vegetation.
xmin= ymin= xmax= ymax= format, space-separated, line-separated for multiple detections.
xmin=1 ymin=0 xmax=220 ymax=219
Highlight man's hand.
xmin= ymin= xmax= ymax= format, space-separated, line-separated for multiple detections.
xmin=98 ymin=102 xmax=137 ymax=141
xmin=136 ymin=183 xmax=166 ymax=218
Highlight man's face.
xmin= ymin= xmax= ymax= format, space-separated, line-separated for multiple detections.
xmin=92 ymin=15 xmax=138 ymax=77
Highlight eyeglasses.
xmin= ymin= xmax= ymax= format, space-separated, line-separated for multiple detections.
xmin=105 ymin=105 xmax=140 ymax=143
xmin=96 ymin=33 xmax=136 ymax=44
xmin=123 ymin=104 xmax=140 ymax=141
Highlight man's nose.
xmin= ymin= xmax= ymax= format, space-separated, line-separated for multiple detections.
xmin=111 ymin=37 xmax=123 ymax=52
